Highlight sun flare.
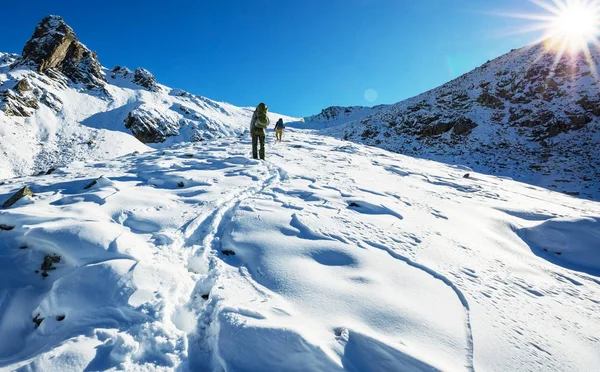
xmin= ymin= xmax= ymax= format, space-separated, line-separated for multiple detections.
xmin=498 ymin=0 xmax=600 ymax=76
xmin=545 ymin=0 xmax=600 ymax=54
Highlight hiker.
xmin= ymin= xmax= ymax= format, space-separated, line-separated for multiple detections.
xmin=274 ymin=118 xmax=285 ymax=142
xmin=249 ymin=102 xmax=270 ymax=160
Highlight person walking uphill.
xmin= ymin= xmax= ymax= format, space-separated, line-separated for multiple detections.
xmin=274 ymin=118 xmax=285 ymax=142
xmin=250 ymin=102 xmax=270 ymax=160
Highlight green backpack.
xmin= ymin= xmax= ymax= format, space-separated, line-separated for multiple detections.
xmin=254 ymin=103 xmax=270 ymax=129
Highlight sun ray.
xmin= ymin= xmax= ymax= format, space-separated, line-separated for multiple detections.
xmin=495 ymin=0 xmax=600 ymax=79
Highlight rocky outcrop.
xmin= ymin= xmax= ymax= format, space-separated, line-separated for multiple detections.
xmin=14 ymin=79 xmax=32 ymax=93
xmin=124 ymin=105 xmax=180 ymax=143
xmin=111 ymin=66 xmax=132 ymax=79
xmin=132 ymin=68 xmax=159 ymax=92
xmin=453 ymin=117 xmax=478 ymax=135
xmin=0 ymin=89 xmax=39 ymax=117
xmin=18 ymin=15 xmax=105 ymax=87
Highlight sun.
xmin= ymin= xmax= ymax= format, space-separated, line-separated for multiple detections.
xmin=496 ymin=0 xmax=600 ymax=76
xmin=544 ymin=0 xmax=600 ymax=54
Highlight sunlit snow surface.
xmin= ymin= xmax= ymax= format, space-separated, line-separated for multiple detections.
xmin=0 ymin=130 xmax=599 ymax=371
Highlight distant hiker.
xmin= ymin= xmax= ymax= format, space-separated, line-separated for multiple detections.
xmin=274 ymin=118 xmax=285 ymax=142
xmin=250 ymin=102 xmax=270 ymax=160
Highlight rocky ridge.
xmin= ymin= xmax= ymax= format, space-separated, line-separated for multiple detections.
xmin=309 ymin=43 xmax=600 ymax=199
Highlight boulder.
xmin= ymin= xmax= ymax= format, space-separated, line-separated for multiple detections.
xmin=14 ymin=79 xmax=32 ymax=93
xmin=124 ymin=105 xmax=179 ymax=143
xmin=2 ymin=186 xmax=33 ymax=208
xmin=453 ymin=117 xmax=478 ymax=135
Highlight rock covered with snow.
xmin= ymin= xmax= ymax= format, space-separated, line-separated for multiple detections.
xmin=132 ymin=68 xmax=159 ymax=92
xmin=17 ymin=15 xmax=105 ymax=88
xmin=124 ymin=105 xmax=180 ymax=143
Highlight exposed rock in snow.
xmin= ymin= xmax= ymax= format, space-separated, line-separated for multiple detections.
xmin=1 ymin=186 xmax=33 ymax=208
xmin=17 ymin=15 xmax=105 ymax=88
xmin=132 ymin=68 xmax=159 ymax=92
xmin=124 ymin=105 xmax=180 ymax=143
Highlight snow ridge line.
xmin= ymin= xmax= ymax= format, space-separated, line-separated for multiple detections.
xmin=364 ymin=241 xmax=475 ymax=372
xmin=183 ymin=161 xmax=282 ymax=371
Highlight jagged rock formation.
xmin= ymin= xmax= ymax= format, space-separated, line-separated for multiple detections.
xmin=17 ymin=15 xmax=105 ymax=87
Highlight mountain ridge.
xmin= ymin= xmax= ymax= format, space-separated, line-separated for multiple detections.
xmin=0 ymin=16 xmax=297 ymax=179
xmin=304 ymin=43 xmax=600 ymax=200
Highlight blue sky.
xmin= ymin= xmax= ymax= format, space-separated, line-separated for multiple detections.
xmin=2 ymin=0 xmax=543 ymax=116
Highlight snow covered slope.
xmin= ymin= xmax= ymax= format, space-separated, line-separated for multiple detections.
xmin=303 ymin=43 xmax=600 ymax=200
xmin=0 ymin=16 xmax=296 ymax=179
xmin=1 ymin=129 xmax=598 ymax=371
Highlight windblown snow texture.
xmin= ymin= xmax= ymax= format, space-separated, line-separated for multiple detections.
xmin=1 ymin=130 xmax=599 ymax=371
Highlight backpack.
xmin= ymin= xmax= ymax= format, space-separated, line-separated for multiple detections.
xmin=276 ymin=119 xmax=285 ymax=129
xmin=254 ymin=103 xmax=270 ymax=129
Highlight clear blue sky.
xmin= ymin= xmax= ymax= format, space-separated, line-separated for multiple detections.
xmin=2 ymin=0 xmax=543 ymax=116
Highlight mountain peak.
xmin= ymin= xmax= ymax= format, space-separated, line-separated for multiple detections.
xmin=19 ymin=15 xmax=105 ymax=87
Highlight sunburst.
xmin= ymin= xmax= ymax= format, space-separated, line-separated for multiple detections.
xmin=499 ymin=0 xmax=600 ymax=76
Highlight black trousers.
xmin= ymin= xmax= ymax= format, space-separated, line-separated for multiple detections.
xmin=252 ymin=133 xmax=266 ymax=160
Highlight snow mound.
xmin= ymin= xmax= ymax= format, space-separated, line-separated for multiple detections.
xmin=519 ymin=217 xmax=600 ymax=274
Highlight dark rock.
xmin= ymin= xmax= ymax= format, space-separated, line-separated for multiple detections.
xmin=2 ymin=186 xmax=34 ymax=208
xmin=201 ymin=294 xmax=209 ymax=300
xmin=421 ymin=121 xmax=454 ymax=137
xmin=453 ymin=117 xmax=478 ymax=135
xmin=177 ymin=181 xmax=185 ymax=188
xmin=111 ymin=65 xmax=132 ymax=79
xmin=222 ymin=250 xmax=236 ymax=256
xmin=132 ymin=68 xmax=159 ymax=91
xmin=477 ymin=91 xmax=505 ymax=109
xmin=463 ymin=173 xmax=470 ymax=179
xmin=33 ymin=314 xmax=44 ymax=328
xmin=348 ymin=201 xmax=360 ymax=208
xmin=18 ymin=15 xmax=105 ymax=87
xmin=41 ymin=254 xmax=61 ymax=271
xmin=124 ymin=107 xmax=178 ymax=143
xmin=0 ymin=224 xmax=15 ymax=231
xmin=56 ymin=315 xmax=66 ymax=321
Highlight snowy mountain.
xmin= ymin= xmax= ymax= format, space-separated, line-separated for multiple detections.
xmin=1 ymin=129 xmax=599 ymax=371
xmin=0 ymin=16 xmax=296 ymax=179
xmin=303 ymin=43 xmax=600 ymax=200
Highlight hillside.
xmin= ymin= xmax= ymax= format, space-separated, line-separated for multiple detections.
xmin=0 ymin=16 xmax=296 ymax=179
xmin=1 ymin=129 xmax=599 ymax=371
xmin=304 ymin=43 xmax=600 ymax=200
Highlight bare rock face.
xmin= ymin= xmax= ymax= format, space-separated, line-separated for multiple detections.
xmin=19 ymin=15 xmax=105 ymax=87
